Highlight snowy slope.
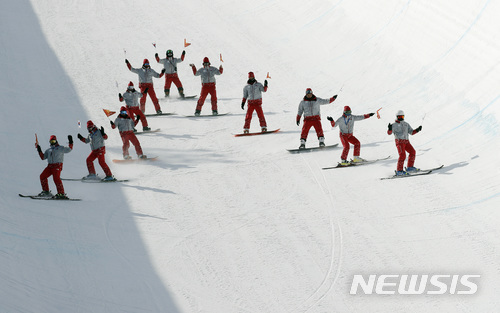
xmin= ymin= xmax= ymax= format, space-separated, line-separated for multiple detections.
xmin=1 ymin=0 xmax=500 ymax=312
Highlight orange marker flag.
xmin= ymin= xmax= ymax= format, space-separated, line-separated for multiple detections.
xmin=103 ymin=109 xmax=116 ymax=117
xmin=220 ymin=53 xmax=223 ymax=62
xmin=376 ymin=107 xmax=382 ymax=119
xmin=184 ymin=38 xmax=191 ymax=47
xmin=266 ymin=72 xmax=271 ymax=79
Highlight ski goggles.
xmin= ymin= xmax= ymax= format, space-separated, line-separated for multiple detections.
xmin=49 ymin=139 xmax=57 ymax=145
xmin=120 ymin=110 xmax=128 ymax=115
xmin=344 ymin=110 xmax=351 ymax=115
xmin=305 ymin=89 xmax=313 ymax=94
xmin=127 ymin=86 xmax=134 ymax=90
xmin=143 ymin=63 xmax=150 ymax=66
xmin=397 ymin=115 xmax=404 ymax=120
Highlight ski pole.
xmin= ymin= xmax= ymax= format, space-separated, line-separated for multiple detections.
xmin=421 ymin=113 xmax=426 ymax=124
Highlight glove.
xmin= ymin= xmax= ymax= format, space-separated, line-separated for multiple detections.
xmin=416 ymin=125 xmax=422 ymax=132
xmin=296 ymin=120 xmax=300 ymax=126
xmin=125 ymin=59 xmax=129 ymax=64
xmin=241 ymin=101 xmax=245 ymax=110
xmin=118 ymin=93 xmax=122 ymax=98
xmin=77 ymin=133 xmax=84 ymax=140
xmin=161 ymin=69 xmax=166 ymax=74
xmin=327 ymin=116 xmax=333 ymax=122
xmin=68 ymin=135 xmax=73 ymax=145
xmin=100 ymin=126 xmax=105 ymax=136
xmin=110 ymin=121 xmax=115 ymax=126
xmin=144 ymin=88 xmax=149 ymax=94
xmin=388 ymin=123 xmax=392 ymax=131
xmin=369 ymin=113 xmax=375 ymax=116
xmin=155 ymin=53 xmax=158 ymax=58
xmin=36 ymin=144 xmax=42 ymax=154
xmin=135 ymin=115 xmax=140 ymax=122
xmin=264 ymin=80 xmax=268 ymax=87
xmin=182 ymin=50 xmax=186 ymax=55
xmin=331 ymin=95 xmax=338 ymax=102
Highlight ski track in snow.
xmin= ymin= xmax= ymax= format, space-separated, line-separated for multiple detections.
xmin=3 ymin=0 xmax=500 ymax=312
xmin=295 ymin=155 xmax=343 ymax=312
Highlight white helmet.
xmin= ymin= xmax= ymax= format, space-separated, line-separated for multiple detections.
xmin=396 ymin=110 xmax=405 ymax=116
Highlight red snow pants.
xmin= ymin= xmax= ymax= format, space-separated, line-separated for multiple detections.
xmin=244 ymin=99 xmax=267 ymax=129
xmin=339 ymin=133 xmax=360 ymax=160
xmin=395 ymin=139 xmax=416 ymax=171
xmin=139 ymin=83 xmax=160 ymax=113
xmin=86 ymin=147 xmax=112 ymax=177
xmin=40 ymin=163 xmax=65 ymax=194
xmin=301 ymin=116 xmax=324 ymax=140
xmin=127 ymin=106 xmax=148 ymax=127
xmin=120 ymin=131 xmax=143 ymax=157
xmin=164 ymin=73 xmax=183 ymax=90
xmin=196 ymin=82 xmax=217 ymax=111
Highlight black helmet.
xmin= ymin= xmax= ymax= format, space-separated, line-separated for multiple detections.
xmin=166 ymin=49 xmax=173 ymax=57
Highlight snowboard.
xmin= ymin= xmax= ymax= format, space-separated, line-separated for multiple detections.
xmin=144 ymin=112 xmax=176 ymax=117
xmin=322 ymin=156 xmax=391 ymax=170
xmin=234 ymin=129 xmax=280 ymax=137
xmin=179 ymin=95 xmax=197 ymax=99
xmin=62 ymin=178 xmax=129 ymax=183
xmin=287 ymin=143 xmax=339 ymax=153
xmin=184 ymin=113 xmax=230 ymax=117
xmin=19 ymin=194 xmax=81 ymax=201
xmin=112 ymin=156 xmax=158 ymax=163
xmin=161 ymin=95 xmax=197 ymax=101
xmin=134 ymin=128 xmax=161 ymax=135
xmin=380 ymin=165 xmax=444 ymax=180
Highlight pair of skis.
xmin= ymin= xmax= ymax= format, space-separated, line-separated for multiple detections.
xmin=322 ymin=156 xmax=391 ymax=170
xmin=380 ymin=165 xmax=444 ymax=180
xmin=19 ymin=175 xmax=134 ymax=201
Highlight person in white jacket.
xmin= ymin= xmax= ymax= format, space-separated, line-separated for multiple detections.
xmin=327 ymin=106 xmax=374 ymax=165
xmin=296 ymin=88 xmax=337 ymax=149
xmin=110 ymin=107 xmax=146 ymax=159
xmin=387 ymin=110 xmax=422 ymax=176
xmin=36 ymin=135 xmax=73 ymax=199
xmin=125 ymin=58 xmax=165 ymax=114
xmin=241 ymin=72 xmax=268 ymax=133
xmin=190 ymin=57 xmax=223 ymax=116
xmin=155 ymin=49 xmax=186 ymax=98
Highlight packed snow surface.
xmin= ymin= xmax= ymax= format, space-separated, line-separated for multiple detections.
xmin=1 ymin=0 xmax=499 ymax=312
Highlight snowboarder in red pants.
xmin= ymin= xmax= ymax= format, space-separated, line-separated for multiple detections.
xmin=36 ymin=135 xmax=73 ymax=199
xmin=125 ymin=58 xmax=165 ymax=114
xmin=119 ymin=81 xmax=150 ymax=131
xmin=327 ymin=106 xmax=374 ymax=165
xmin=387 ymin=110 xmax=422 ymax=176
xmin=155 ymin=49 xmax=186 ymax=98
xmin=111 ymin=106 xmax=147 ymax=160
xmin=190 ymin=57 xmax=223 ymax=116
xmin=241 ymin=72 xmax=268 ymax=133
xmin=77 ymin=120 xmax=115 ymax=181
xmin=296 ymin=88 xmax=337 ymax=149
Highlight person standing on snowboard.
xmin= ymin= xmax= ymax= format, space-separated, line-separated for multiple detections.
xmin=327 ymin=106 xmax=375 ymax=165
xmin=241 ymin=72 xmax=268 ymax=133
xmin=110 ymin=106 xmax=147 ymax=160
xmin=387 ymin=110 xmax=422 ymax=176
xmin=190 ymin=57 xmax=223 ymax=116
xmin=125 ymin=58 xmax=165 ymax=114
xmin=296 ymin=88 xmax=337 ymax=149
xmin=36 ymin=135 xmax=73 ymax=199
xmin=77 ymin=120 xmax=115 ymax=181
xmin=155 ymin=49 xmax=186 ymax=98
xmin=119 ymin=81 xmax=150 ymax=132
